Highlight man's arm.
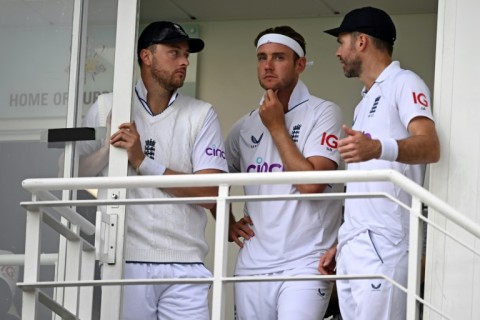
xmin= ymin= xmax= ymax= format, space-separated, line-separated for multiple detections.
xmin=397 ymin=117 xmax=440 ymax=164
xmin=76 ymin=109 xmax=112 ymax=177
xmin=338 ymin=116 xmax=440 ymax=164
xmin=162 ymin=168 xmax=225 ymax=209
xmin=78 ymin=144 xmax=109 ymax=177
xmin=110 ymin=119 xmax=227 ymax=209
xmin=259 ymin=89 xmax=339 ymax=194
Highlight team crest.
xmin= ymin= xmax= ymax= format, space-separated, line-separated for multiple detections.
xmin=290 ymin=124 xmax=301 ymax=142
xmin=144 ymin=139 xmax=156 ymax=159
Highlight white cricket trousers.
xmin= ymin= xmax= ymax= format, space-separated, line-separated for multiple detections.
xmin=234 ymin=263 xmax=333 ymax=320
xmin=336 ymin=230 xmax=408 ymax=320
xmin=121 ymin=262 xmax=211 ymax=320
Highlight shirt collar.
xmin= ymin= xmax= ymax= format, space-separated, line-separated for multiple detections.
xmin=361 ymin=61 xmax=401 ymax=96
xmin=259 ymin=79 xmax=310 ymax=111
xmin=135 ymin=78 xmax=179 ymax=115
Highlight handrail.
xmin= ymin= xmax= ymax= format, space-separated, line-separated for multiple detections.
xmin=0 ymin=253 xmax=58 ymax=266
xmin=19 ymin=169 xmax=479 ymax=320
xmin=22 ymin=169 xmax=480 ymax=238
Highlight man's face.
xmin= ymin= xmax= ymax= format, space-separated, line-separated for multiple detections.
xmin=145 ymin=41 xmax=190 ymax=91
xmin=336 ymin=33 xmax=362 ymax=78
xmin=256 ymin=42 xmax=302 ymax=92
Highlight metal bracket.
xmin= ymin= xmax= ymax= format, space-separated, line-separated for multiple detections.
xmin=95 ymin=211 xmax=118 ymax=264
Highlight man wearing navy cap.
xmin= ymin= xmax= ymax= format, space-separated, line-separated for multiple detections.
xmin=76 ymin=21 xmax=228 ymax=319
xmin=318 ymin=7 xmax=440 ymax=320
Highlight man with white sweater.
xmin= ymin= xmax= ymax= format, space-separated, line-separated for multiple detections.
xmin=77 ymin=21 xmax=228 ymax=320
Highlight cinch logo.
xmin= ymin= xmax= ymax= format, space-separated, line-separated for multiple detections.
xmin=206 ymin=144 xmax=226 ymax=159
xmin=412 ymin=92 xmax=429 ymax=108
xmin=320 ymin=132 xmax=338 ymax=151
xmin=246 ymin=157 xmax=283 ymax=172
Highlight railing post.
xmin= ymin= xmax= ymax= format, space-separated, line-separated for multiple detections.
xmin=99 ymin=0 xmax=139 ymax=318
xmin=211 ymin=184 xmax=230 ymax=320
xmin=56 ymin=0 xmax=89 ymax=316
xmin=407 ymin=195 xmax=423 ymax=319
xmin=21 ymin=195 xmax=43 ymax=319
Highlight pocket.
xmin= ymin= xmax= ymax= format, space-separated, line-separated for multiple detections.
xmin=367 ymin=230 xmax=384 ymax=264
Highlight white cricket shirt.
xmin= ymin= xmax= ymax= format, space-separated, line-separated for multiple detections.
xmin=339 ymin=61 xmax=435 ymax=247
xmin=226 ymin=80 xmax=343 ymax=275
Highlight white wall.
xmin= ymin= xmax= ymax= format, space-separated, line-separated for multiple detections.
xmin=426 ymin=0 xmax=480 ymax=319
xmin=190 ymin=14 xmax=438 ymax=318
xmin=195 ymin=14 xmax=437 ymax=137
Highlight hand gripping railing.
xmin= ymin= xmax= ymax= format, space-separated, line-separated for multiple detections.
xmin=18 ymin=169 xmax=480 ymax=320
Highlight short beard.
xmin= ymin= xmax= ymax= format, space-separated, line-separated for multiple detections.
xmin=152 ymin=70 xmax=184 ymax=92
xmin=343 ymin=57 xmax=362 ymax=78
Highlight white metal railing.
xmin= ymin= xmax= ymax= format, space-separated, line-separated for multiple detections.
xmin=16 ymin=169 xmax=480 ymax=320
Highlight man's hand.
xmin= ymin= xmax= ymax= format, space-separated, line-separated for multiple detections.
xmin=229 ymin=216 xmax=255 ymax=248
xmin=110 ymin=121 xmax=145 ymax=169
xmin=318 ymin=246 xmax=337 ymax=275
xmin=259 ymin=89 xmax=286 ymax=133
xmin=338 ymin=125 xmax=381 ymax=163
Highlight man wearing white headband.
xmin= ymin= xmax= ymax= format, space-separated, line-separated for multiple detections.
xmin=225 ymin=26 xmax=343 ymax=319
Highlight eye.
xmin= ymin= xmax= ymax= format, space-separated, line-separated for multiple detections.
xmin=257 ymin=55 xmax=267 ymax=62
xmin=169 ymin=50 xmax=180 ymax=58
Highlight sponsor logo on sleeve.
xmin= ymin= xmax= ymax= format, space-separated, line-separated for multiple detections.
xmin=320 ymin=132 xmax=338 ymax=151
xmin=412 ymin=92 xmax=429 ymax=109
xmin=205 ymin=144 xmax=226 ymax=159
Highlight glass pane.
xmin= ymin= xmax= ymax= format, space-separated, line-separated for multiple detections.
xmin=0 ymin=0 xmax=75 ymax=318
xmin=0 ymin=0 xmax=117 ymax=319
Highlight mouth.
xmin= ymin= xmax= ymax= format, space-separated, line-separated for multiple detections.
xmin=263 ymin=74 xmax=276 ymax=80
xmin=175 ymin=69 xmax=186 ymax=77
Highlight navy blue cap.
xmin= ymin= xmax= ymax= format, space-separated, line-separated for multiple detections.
xmin=324 ymin=7 xmax=396 ymax=45
xmin=137 ymin=21 xmax=204 ymax=55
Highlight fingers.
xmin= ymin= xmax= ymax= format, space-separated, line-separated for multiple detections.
xmin=318 ymin=247 xmax=337 ymax=275
xmin=243 ymin=215 xmax=253 ymax=225
xmin=342 ymin=124 xmax=355 ymax=136
xmin=111 ymin=122 xmax=137 ymax=142
xmin=318 ymin=256 xmax=329 ymax=275
xmin=264 ymin=89 xmax=275 ymax=102
xmin=229 ymin=217 xmax=255 ymax=248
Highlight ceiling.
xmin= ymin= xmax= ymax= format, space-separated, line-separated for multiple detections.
xmin=141 ymin=0 xmax=438 ymax=23
xmin=2 ymin=0 xmax=438 ymax=28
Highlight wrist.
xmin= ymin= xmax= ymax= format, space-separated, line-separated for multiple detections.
xmin=378 ymin=138 xmax=398 ymax=161
xmin=135 ymin=156 xmax=145 ymax=175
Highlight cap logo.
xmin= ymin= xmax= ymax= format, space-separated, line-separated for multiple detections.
xmin=173 ymin=23 xmax=187 ymax=37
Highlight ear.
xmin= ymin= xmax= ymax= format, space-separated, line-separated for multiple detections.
xmin=296 ymin=56 xmax=307 ymax=73
xmin=139 ymin=48 xmax=153 ymax=66
xmin=356 ymin=34 xmax=369 ymax=52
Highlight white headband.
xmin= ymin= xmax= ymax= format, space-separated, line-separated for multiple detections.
xmin=256 ymin=33 xmax=305 ymax=57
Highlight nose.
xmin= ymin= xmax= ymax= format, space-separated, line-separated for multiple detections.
xmin=263 ymin=57 xmax=273 ymax=70
xmin=180 ymin=55 xmax=190 ymax=66
xmin=335 ymin=47 xmax=341 ymax=58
